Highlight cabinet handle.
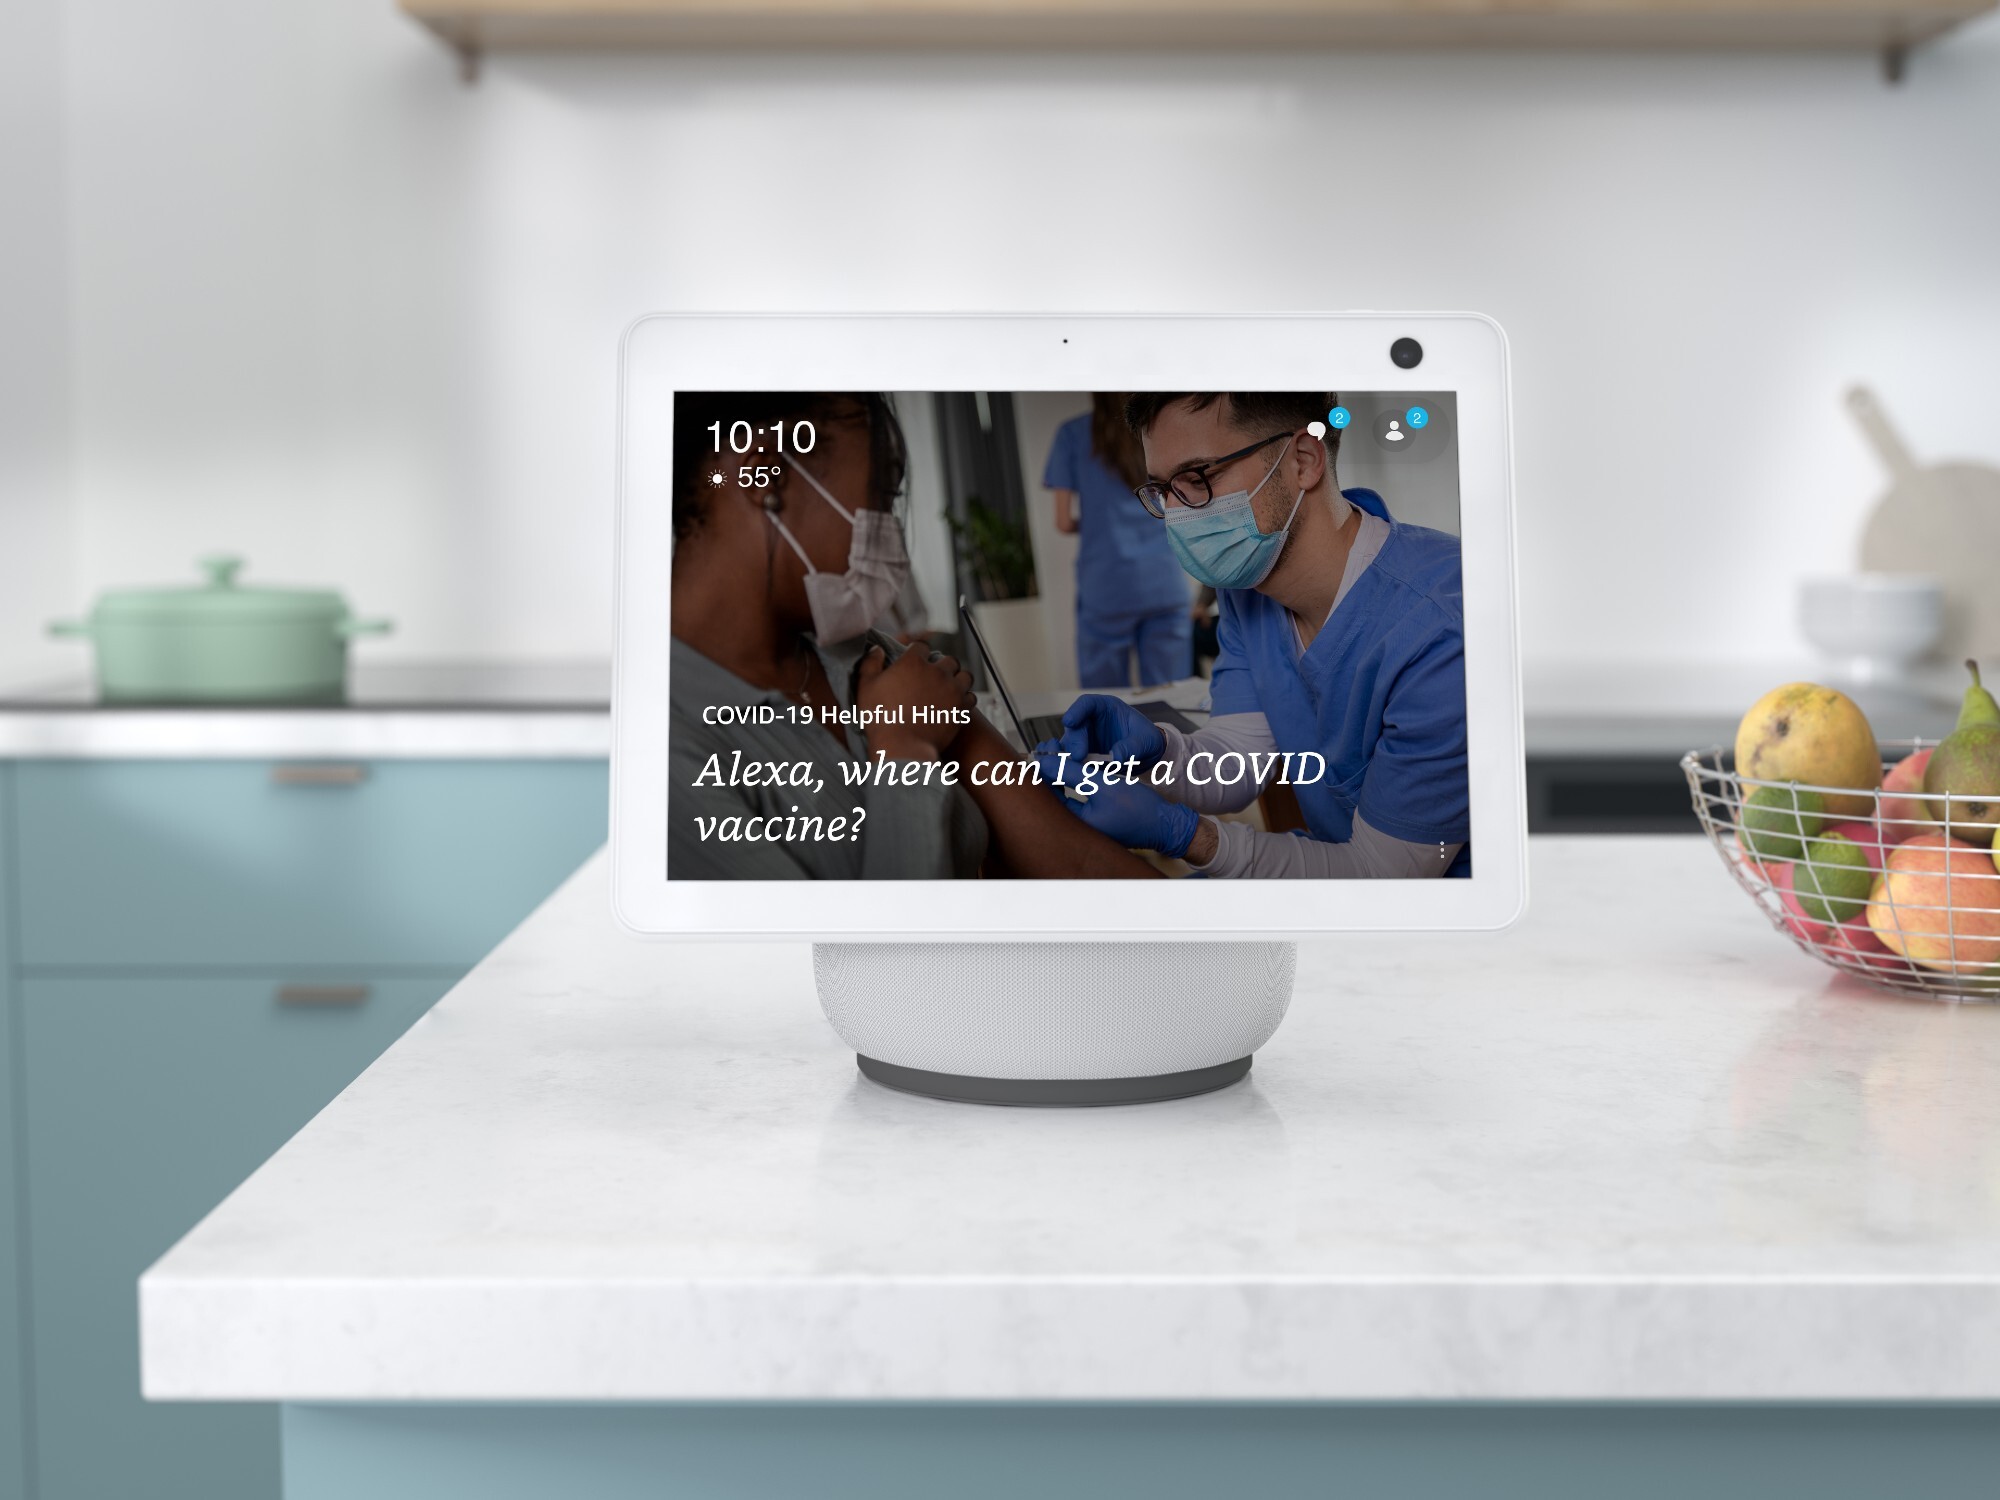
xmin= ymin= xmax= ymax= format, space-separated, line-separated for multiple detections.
xmin=275 ymin=983 xmax=372 ymax=1008
xmin=271 ymin=763 xmax=369 ymax=787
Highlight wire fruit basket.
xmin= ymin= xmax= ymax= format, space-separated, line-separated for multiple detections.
xmin=1683 ymin=740 xmax=2000 ymax=1002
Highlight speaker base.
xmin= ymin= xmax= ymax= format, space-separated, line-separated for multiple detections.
xmin=814 ymin=941 xmax=1294 ymax=1087
xmin=856 ymin=1053 xmax=1252 ymax=1108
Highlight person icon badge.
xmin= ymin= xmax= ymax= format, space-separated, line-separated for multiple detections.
xmin=1372 ymin=407 xmax=1421 ymax=450
xmin=1406 ymin=405 xmax=1430 ymax=430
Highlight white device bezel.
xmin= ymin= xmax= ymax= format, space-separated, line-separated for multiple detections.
xmin=611 ymin=313 xmax=1526 ymax=940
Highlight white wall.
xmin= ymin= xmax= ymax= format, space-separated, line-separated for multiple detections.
xmin=0 ymin=0 xmax=74 ymax=686
xmin=17 ymin=0 xmax=2000 ymax=682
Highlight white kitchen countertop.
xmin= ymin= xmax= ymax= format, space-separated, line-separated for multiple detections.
xmin=0 ymin=661 xmax=611 ymax=757
xmin=139 ymin=836 xmax=2000 ymax=1403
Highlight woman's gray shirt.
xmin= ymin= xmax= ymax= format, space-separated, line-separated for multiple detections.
xmin=667 ymin=636 xmax=988 ymax=880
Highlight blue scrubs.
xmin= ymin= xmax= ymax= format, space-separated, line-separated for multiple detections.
xmin=1043 ymin=414 xmax=1192 ymax=687
xmin=1209 ymin=487 xmax=1472 ymax=876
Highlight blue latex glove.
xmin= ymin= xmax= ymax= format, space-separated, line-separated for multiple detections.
xmin=1052 ymin=694 xmax=1165 ymax=766
xmin=1031 ymin=749 xmax=1199 ymax=858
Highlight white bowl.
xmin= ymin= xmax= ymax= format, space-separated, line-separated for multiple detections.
xmin=1799 ymin=573 xmax=1943 ymax=682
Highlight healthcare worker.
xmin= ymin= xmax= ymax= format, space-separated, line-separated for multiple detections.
xmin=1037 ymin=391 xmax=1470 ymax=879
xmin=1044 ymin=395 xmax=1193 ymax=687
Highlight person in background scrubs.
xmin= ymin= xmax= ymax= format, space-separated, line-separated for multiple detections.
xmin=1037 ymin=391 xmax=1470 ymax=879
xmin=1044 ymin=394 xmax=1194 ymax=687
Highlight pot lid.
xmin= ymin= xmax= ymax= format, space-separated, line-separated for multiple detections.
xmin=92 ymin=556 xmax=349 ymax=624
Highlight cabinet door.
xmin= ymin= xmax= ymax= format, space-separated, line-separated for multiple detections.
xmin=22 ymin=975 xmax=455 ymax=1500
xmin=0 ymin=768 xmax=26 ymax=1500
xmin=16 ymin=759 xmax=607 ymax=969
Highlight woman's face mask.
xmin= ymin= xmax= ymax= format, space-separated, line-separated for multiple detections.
xmin=763 ymin=457 xmax=911 ymax=644
xmin=1162 ymin=435 xmax=1305 ymax=591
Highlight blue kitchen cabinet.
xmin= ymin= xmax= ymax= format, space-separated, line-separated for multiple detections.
xmin=16 ymin=759 xmax=609 ymax=969
xmin=2 ymin=756 xmax=609 ymax=1500
xmin=1 ymin=768 xmax=28 ymax=1500
xmin=23 ymin=975 xmax=457 ymax=1500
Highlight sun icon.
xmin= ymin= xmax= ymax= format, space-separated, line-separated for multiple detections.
xmin=708 ymin=470 xmax=727 ymax=487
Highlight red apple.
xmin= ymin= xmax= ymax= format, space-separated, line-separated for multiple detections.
xmin=1866 ymin=833 xmax=2000 ymax=973
xmin=1828 ymin=913 xmax=1904 ymax=973
xmin=1880 ymin=748 xmax=1934 ymax=843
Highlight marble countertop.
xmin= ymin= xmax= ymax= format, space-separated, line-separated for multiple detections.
xmin=139 ymin=837 xmax=2000 ymax=1402
xmin=0 ymin=661 xmax=611 ymax=757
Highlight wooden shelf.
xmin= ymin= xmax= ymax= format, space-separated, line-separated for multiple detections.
xmin=401 ymin=1 xmax=1996 ymax=63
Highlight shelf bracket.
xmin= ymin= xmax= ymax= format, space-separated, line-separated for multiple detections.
xmin=457 ymin=43 xmax=481 ymax=85
xmin=1881 ymin=42 xmax=1908 ymax=85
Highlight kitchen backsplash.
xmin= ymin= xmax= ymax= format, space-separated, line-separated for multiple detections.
xmin=4 ymin=0 xmax=1999 ymax=685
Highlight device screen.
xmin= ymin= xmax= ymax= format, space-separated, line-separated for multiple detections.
xmin=665 ymin=391 xmax=1468 ymax=880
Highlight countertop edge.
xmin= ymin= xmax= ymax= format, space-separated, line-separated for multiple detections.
xmin=139 ymin=1275 xmax=2000 ymax=1403
xmin=0 ymin=710 xmax=611 ymax=758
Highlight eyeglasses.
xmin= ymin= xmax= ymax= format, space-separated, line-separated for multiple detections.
xmin=1133 ymin=431 xmax=1293 ymax=519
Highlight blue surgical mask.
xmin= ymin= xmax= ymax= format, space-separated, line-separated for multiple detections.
xmin=1163 ymin=438 xmax=1306 ymax=590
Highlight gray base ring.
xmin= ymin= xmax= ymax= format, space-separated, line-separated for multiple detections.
xmin=856 ymin=1054 xmax=1252 ymax=1107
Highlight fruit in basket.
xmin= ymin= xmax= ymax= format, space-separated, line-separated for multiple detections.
xmin=1735 ymin=683 xmax=1881 ymax=818
xmin=1739 ymin=783 xmax=1826 ymax=862
xmin=1865 ymin=832 xmax=2000 ymax=973
xmin=1829 ymin=913 xmax=1903 ymax=972
xmin=1769 ymin=855 xmax=1902 ymax=969
xmin=1794 ymin=833 xmax=1875 ymax=924
xmin=1823 ymin=818 xmax=1893 ymax=867
xmin=1770 ymin=861 xmax=1831 ymax=945
xmin=1880 ymin=747 xmax=1934 ymax=839
xmin=1923 ymin=661 xmax=2000 ymax=838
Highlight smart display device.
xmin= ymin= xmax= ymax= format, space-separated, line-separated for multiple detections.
xmin=613 ymin=313 xmax=1526 ymax=1104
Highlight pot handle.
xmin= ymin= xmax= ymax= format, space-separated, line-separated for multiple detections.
xmin=337 ymin=616 xmax=395 ymax=640
xmin=47 ymin=619 xmax=91 ymax=639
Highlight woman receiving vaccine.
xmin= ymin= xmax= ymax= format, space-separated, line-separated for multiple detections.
xmin=668 ymin=391 xmax=1153 ymax=881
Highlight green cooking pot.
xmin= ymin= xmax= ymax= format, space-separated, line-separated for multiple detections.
xmin=48 ymin=556 xmax=393 ymax=703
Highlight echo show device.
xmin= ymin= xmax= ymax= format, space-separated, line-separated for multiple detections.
xmin=613 ymin=313 xmax=1525 ymax=1104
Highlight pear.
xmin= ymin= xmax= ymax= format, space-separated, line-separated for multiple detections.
xmin=1922 ymin=660 xmax=2000 ymax=837
xmin=1958 ymin=658 xmax=2000 ymax=726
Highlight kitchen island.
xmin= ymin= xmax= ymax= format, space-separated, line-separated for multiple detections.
xmin=0 ymin=662 xmax=612 ymax=1500
xmin=140 ymin=837 xmax=2000 ymax=1497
